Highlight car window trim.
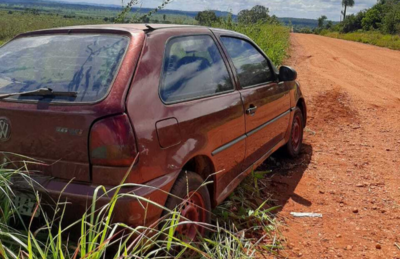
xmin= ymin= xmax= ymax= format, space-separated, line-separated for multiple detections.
xmin=0 ymin=33 xmax=132 ymax=106
xmin=209 ymin=30 xmax=241 ymax=91
xmin=241 ymin=81 xmax=277 ymax=90
xmin=158 ymin=34 xmax=236 ymax=105
xmin=160 ymin=89 xmax=237 ymax=105
xmin=218 ymin=35 xmax=278 ymax=89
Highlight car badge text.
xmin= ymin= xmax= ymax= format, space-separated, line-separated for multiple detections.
xmin=0 ymin=118 xmax=11 ymax=142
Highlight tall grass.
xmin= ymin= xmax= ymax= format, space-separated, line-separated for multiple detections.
xmin=321 ymin=30 xmax=400 ymax=50
xmin=0 ymin=155 xmax=281 ymax=258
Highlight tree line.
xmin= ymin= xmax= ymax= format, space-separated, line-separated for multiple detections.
xmin=195 ymin=5 xmax=280 ymax=26
xmin=313 ymin=0 xmax=400 ymax=35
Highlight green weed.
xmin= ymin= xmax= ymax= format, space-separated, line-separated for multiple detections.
xmin=0 ymin=155 xmax=281 ymax=258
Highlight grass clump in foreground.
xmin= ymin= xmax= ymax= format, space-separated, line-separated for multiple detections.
xmin=0 ymin=154 xmax=282 ymax=258
xmin=321 ymin=30 xmax=400 ymax=51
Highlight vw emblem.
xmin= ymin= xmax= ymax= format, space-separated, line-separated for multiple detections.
xmin=0 ymin=117 xmax=11 ymax=142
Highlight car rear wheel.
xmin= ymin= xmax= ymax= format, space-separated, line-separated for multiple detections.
xmin=164 ymin=171 xmax=211 ymax=242
xmin=285 ymin=107 xmax=304 ymax=157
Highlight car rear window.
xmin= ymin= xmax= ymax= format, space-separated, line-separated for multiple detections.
xmin=160 ymin=35 xmax=234 ymax=103
xmin=0 ymin=34 xmax=129 ymax=103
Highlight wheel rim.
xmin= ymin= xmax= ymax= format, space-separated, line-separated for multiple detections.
xmin=291 ymin=116 xmax=302 ymax=151
xmin=176 ymin=191 xmax=206 ymax=241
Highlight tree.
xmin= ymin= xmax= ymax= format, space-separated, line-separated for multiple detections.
xmin=342 ymin=0 xmax=355 ymax=20
xmin=341 ymin=12 xmax=364 ymax=32
xmin=300 ymin=27 xmax=313 ymax=34
xmin=238 ymin=5 xmax=270 ymax=24
xmin=237 ymin=9 xmax=253 ymax=23
xmin=382 ymin=3 xmax=400 ymax=33
xmin=250 ymin=5 xmax=269 ymax=21
xmin=269 ymin=15 xmax=280 ymax=25
xmin=362 ymin=8 xmax=381 ymax=30
xmin=326 ymin=20 xmax=334 ymax=29
xmin=317 ymin=15 xmax=327 ymax=27
xmin=195 ymin=10 xmax=218 ymax=26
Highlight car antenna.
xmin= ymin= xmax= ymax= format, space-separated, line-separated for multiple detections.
xmin=145 ymin=24 xmax=155 ymax=31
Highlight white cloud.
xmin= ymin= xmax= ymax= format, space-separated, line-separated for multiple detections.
xmin=65 ymin=0 xmax=377 ymax=20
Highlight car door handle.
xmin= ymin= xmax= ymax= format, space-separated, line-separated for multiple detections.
xmin=246 ymin=105 xmax=258 ymax=116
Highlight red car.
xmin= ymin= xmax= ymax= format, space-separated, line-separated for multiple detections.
xmin=0 ymin=24 xmax=306 ymax=239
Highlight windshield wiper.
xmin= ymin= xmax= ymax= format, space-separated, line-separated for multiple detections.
xmin=0 ymin=88 xmax=78 ymax=100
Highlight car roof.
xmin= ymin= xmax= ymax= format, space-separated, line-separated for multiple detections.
xmin=30 ymin=23 xmax=245 ymax=35
xmin=42 ymin=23 xmax=204 ymax=33
xmin=13 ymin=23 xmax=248 ymax=42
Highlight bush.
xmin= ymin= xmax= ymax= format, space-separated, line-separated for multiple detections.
xmin=195 ymin=10 xmax=219 ymax=26
xmin=237 ymin=5 xmax=279 ymax=25
xmin=341 ymin=12 xmax=365 ymax=33
xmin=362 ymin=8 xmax=382 ymax=30
xmin=299 ymin=27 xmax=313 ymax=34
xmin=382 ymin=6 xmax=400 ymax=34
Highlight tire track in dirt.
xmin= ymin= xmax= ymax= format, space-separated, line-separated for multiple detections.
xmin=263 ymin=34 xmax=400 ymax=258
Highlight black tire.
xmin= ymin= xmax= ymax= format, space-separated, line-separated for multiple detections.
xmin=163 ymin=171 xmax=211 ymax=239
xmin=285 ymin=107 xmax=304 ymax=157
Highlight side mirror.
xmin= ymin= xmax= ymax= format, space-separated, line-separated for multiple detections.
xmin=279 ymin=66 xmax=297 ymax=82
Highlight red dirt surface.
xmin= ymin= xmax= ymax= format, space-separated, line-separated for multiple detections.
xmin=265 ymin=34 xmax=400 ymax=258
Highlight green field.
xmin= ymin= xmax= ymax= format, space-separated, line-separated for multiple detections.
xmin=0 ymin=4 xmax=198 ymax=45
xmin=321 ymin=31 xmax=400 ymax=51
xmin=0 ymin=10 xmax=105 ymax=45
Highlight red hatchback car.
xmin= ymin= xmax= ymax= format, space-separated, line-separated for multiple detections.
xmin=0 ymin=24 xmax=306 ymax=237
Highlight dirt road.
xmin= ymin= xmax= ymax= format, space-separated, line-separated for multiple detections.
xmin=265 ymin=34 xmax=400 ymax=258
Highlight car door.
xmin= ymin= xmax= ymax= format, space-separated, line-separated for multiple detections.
xmin=126 ymin=29 xmax=246 ymax=205
xmin=219 ymin=36 xmax=291 ymax=170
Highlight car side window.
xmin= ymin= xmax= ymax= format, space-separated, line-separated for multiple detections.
xmin=220 ymin=37 xmax=273 ymax=88
xmin=160 ymin=35 xmax=234 ymax=103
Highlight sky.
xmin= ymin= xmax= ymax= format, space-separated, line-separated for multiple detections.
xmin=64 ymin=0 xmax=377 ymax=21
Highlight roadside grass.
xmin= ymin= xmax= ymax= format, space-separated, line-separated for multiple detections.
xmin=321 ymin=30 xmax=400 ymax=51
xmin=0 ymin=155 xmax=281 ymax=258
xmin=213 ymin=170 xmax=283 ymax=255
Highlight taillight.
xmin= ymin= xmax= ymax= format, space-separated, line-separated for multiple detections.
xmin=89 ymin=114 xmax=137 ymax=167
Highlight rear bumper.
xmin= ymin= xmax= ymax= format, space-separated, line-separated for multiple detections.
xmin=12 ymin=171 xmax=179 ymax=226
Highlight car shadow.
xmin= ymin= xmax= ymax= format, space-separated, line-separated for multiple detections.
xmin=256 ymin=143 xmax=313 ymax=213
